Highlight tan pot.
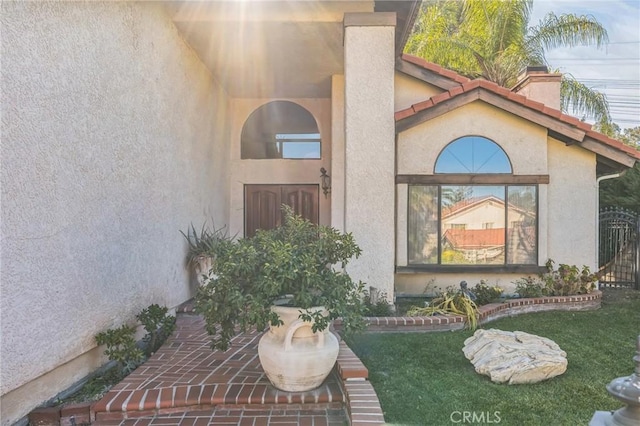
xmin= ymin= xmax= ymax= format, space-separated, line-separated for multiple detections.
xmin=194 ymin=255 xmax=214 ymax=286
xmin=258 ymin=305 xmax=339 ymax=392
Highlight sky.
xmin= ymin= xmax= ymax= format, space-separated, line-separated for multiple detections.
xmin=530 ymin=0 xmax=640 ymax=129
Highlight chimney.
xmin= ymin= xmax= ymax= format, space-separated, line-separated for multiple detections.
xmin=511 ymin=66 xmax=562 ymax=110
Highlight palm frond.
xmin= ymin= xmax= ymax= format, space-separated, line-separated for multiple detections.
xmin=561 ymin=75 xmax=611 ymax=124
xmin=527 ymin=12 xmax=608 ymax=53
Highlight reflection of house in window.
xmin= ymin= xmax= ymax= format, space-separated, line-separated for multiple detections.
xmin=407 ymin=136 xmax=538 ymax=266
xmin=448 ymin=223 xmax=467 ymax=230
xmin=241 ymin=101 xmax=321 ymax=159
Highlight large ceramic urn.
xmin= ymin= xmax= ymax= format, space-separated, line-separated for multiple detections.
xmin=258 ymin=305 xmax=339 ymax=392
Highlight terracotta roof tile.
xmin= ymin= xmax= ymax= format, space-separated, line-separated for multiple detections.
xmin=401 ymin=54 xmax=471 ymax=84
xmin=586 ymin=130 xmax=640 ymax=159
xmin=463 ymin=79 xmax=481 ymax=90
xmin=542 ymin=106 xmax=562 ymax=119
xmin=507 ymin=91 xmax=527 ymax=103
xmin=494 ymin=85 xmax=511 ymax=97
xmin=395 ymin=55 xmax=640 ymax=163
xmin=412 ymin=98 xmax=434 ymax=113
xmin=576 ymin=121 xmax=592 ymax=131
xmin=394 ymin=107 xmax=415 ymax=121
xmin=448 ymin=86 xmax=464 ymax=97
xmin=430 ymin=91 xmax=452 ymax=106
xmin=560 ymin=114 xmax=581 ymax=126
xmin=523 ymin=98 xmax=545 ymax=111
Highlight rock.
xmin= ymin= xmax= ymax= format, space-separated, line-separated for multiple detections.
xmin=463 ymin=329 xmax=567 ymax=384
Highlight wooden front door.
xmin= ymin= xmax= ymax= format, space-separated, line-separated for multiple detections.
xmin=245 ymin=185 xmax=319 ymax=237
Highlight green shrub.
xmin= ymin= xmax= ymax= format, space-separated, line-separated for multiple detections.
xmin=541 ymin=259 xmax=598 ymax=296
xmin=472 ymin=281 xmax=504 ymax=305
xmin=136 ymin=304 xmax=176 ymax=356
xmin=363 ymin=288 xmax=394 ymax=317
xmin=95 ymin=325 xmax=145 ymax=374
xmin=96 ymin=304 xmax=176 ymax=373
xmin=196 ymin=206 xmax=366 ymax=351
xmin=514 ymin=276 xmax=547 ymax=298
xmin=514 ymin=260 xmax=598 ymax=298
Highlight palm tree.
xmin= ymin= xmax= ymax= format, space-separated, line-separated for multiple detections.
xmin=406 ymin=0 xmax=611 ymax=124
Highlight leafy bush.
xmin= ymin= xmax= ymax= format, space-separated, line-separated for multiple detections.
xmin=136 ymin=304 xmax=176 ymax=356
xmin=95 ymin=325 xmax=145 ymax=374
xmin=96 ymin=304 xmax=176 ymax=373
xmin=514 ymin=276 xmax=547 ymax=298
xmin=472 ymin=281 xmax=504 ymax=305
xmin=541 ymin=259 xmax=598 ymax=296
xmin=514 ymin=259 xmax=598 ymax=298
xmin=407 ymin=287 xmax=479 ymax=330
xmin=363 ymin=288 xmax=394 ymax=317
xmin=196 ymin=206 xmax=366 ymax=351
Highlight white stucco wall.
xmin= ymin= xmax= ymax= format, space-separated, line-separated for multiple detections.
xmin=1 ymin=2 xmax=230 ymax=422
xmin=227 ymin=98 xmax=332 ymax=237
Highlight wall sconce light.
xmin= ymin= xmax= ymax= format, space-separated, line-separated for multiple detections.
xmin=320 ymin=167 xmax=331 ymax=198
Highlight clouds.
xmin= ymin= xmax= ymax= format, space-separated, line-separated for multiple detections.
xmin=531 ymin=0 xmax=640 ymax=128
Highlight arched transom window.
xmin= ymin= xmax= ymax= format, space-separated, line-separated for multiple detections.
xmin=408 ymin=136 xmax=538 ymax=267
xmin=241 ymin=101 xmax=321 ymax=159
xmin=435 ymin=136 xmax=511 ymax=173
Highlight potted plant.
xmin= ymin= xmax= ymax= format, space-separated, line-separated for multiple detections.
xmin=180 ymin=222 xmax=228 ymax=286
xmin=195 ymin=206 xmax=366 ymax=391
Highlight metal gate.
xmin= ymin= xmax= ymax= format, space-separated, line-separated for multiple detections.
xmin=598 ymin=207 xmax=640 ymax=289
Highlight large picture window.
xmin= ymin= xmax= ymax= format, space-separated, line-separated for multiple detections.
xmin=407 ymin=136 xmax=538 ymax=266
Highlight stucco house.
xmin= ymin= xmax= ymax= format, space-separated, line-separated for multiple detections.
xmin=2 ymin=0 xmax=639 ymax=423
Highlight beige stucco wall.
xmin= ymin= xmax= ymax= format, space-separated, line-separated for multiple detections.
xmin=546 ymin=137 xmax=597 ymax=267
xmin=0 ymin=2 xmax=230 ymax=423
xmin=227 ymin=98 xmax=332 ymax=237
xmin=343 ymin=19 xmax=396 ymax=298
xmin=398 ymin=101 xmax=549 ymax=175
xmin=394 ymin=72 xmax=443 ymax=112
xmin=395 ymin=101 xmax=556 ymax=294
xmin=331 ymin=75 xmax=346 ymax=232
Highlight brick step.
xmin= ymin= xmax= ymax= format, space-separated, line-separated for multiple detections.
xmin=92 ymin=378 xmax=346 ymax=421
xmin=93 ymin=405 xmax=348 ymax=425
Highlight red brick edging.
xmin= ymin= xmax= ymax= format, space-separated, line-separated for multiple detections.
xmin=360 ymin=290 xmax=602 ymax=332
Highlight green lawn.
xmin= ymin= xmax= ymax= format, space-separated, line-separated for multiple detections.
xmin=346 ymin=290 xmax=640 ymax=426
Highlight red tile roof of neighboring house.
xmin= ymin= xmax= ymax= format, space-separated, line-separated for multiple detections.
xmin=396 ymin=54 xmax=640 ymax=164
xmin=443 ymin=228 xmax=505 ymax=249
xmin=443 ymin=196 xmax=504 ymax=218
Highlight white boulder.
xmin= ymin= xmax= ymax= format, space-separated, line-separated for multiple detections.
xmin=463 ymin=329 xmax=567 ymax=384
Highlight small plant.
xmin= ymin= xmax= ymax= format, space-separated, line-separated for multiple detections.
xmin=514 ymin=276 xmax=547 ymax=298
xmin=514 ymin=259 xmax=598 ymax=298
xmin=407 ymin=287 xmax=479 ymax=330
xmin=180 ymin=221 xmax=229 ymax=267
xmin=473 ymin=280 xmax=504 ymax=305
xmin=95 ymin=325 xmax=145 ymax=374
xmin=136 ymin=304 xmax=176 ymax=356
xmin=363 ymin=288 xmax=394 ymax=317
xmin=541 ymin=259 xmax=598 ymax=296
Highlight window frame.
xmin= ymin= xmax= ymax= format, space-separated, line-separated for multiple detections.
xmin=399 ymin=136 xmax=546 ymax=273
xmin=240 ymin=101 xmax=322 ymax=160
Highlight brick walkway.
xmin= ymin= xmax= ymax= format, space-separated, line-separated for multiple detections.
xmin=91 ymin=312 xmax=384 ymax=425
